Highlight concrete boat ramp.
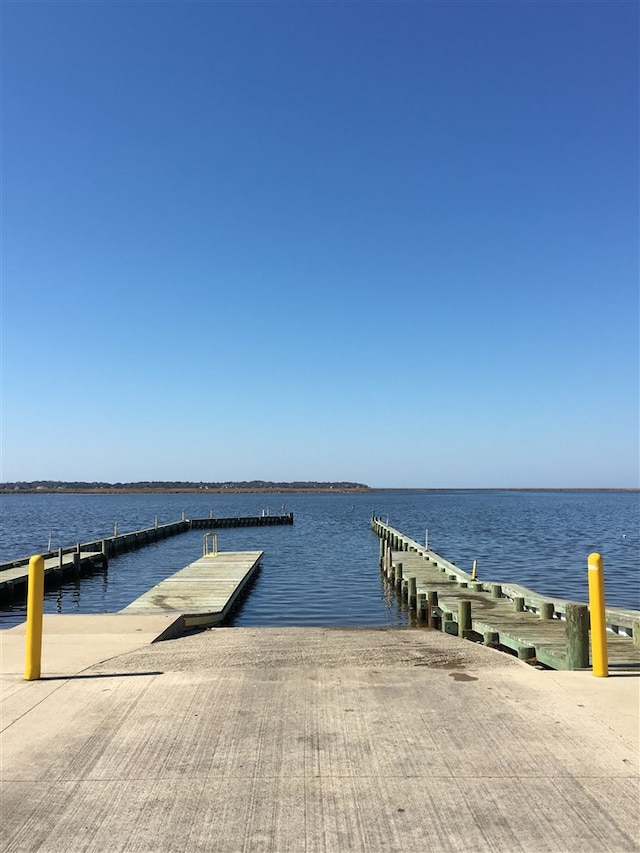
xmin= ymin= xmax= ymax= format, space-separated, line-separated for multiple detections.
xmin=2 ymin=527 xmax=639 ymax=851
xmin=120 ymin=550 xmax=263 ymax=628
xmin=1 ymin=625 xmax=638 ymax=852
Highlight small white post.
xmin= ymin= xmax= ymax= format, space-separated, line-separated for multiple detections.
xmin=425 ymin=529 xmax=429 ymax=550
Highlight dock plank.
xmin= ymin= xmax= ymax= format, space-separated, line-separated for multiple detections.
xmin=120 ymin=550 xmax=263 ymax=627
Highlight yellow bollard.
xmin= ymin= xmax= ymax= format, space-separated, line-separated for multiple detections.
xmin=587 ymin=552 xmax=608 ymax=677
xmin=24 ymin=555 xmax=45 ymax=680
xmin=471 ymin=560 xmax=477 ymax=581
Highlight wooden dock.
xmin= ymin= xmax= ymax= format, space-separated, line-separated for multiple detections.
xmin=373 ymin=517 xmax=640 ymax=671
xmin=0 ymin=514 xmax=292 ymax=603
xmin=119 ymin=550 xmax=264 ymax=628
xmin=0 ymin=549 xmax=107 ymax=602
xmin=190 ymin=513 xmax=293 ymax=529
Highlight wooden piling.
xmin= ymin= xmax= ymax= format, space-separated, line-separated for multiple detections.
xmin=458 ymin=600 xmax=472 ymax=638
xmin=395 ymin=562 xmax=403 ymax=592
xmin=427 ymin=591 xmax=439 ymax=629
xmin=518 ymin=646 xmax=536 ymax=661
xmin=408 ymin=575 xmax=417 ymax=608
xmin=565 ymin=603 xmax=589 ymax=669
xmin=514 ymin=596 xmax=525 ymax=612
xmin=540 ymin=602 xmax=554 ymax=620
xmin=442 ymin=612 xmax=456 ymax=635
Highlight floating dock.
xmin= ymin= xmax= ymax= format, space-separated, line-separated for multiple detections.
xmin=373 ymin=517 xmax=640 ymax=671
xmin=119 ymin=549 xmax=264 ymax=628
xmin=0 ymin=513 xmax=291 ymax=603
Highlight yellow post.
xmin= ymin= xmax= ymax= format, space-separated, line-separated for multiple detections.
xmin=471 ymin=560 xmax=477 ymax=581
xmin=24 ymin=555 xmax=45 ymax=680
xmin=587 ymin=552 xmax=608 ymax=678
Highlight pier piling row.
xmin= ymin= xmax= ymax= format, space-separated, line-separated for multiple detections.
xmin=0 ymin=514 xmax=293 ymax=604
xmin=373 ymin=517 xmax=640 ymax=671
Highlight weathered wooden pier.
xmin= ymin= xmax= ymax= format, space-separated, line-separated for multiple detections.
xmin=373 ymin=517 xmax=640 ymax=671
xmin=0 ymin=513 xmax=292 ymax=603
xmin=0 ymin=547 xmax=108 ymax=603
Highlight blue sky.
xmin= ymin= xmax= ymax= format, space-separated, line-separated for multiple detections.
xmin=1 ymin=1 xmax=638 ymax=487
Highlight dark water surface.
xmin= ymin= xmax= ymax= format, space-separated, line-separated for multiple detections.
xmin=0 ymin=490 xmax=638 ymax=630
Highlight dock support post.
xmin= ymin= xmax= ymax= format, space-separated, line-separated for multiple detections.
xmin=565 ymin=603 xmax=589 ymax=669
xmin=484 ymin=631 xmax=499 ymax=647
xmin=24 ymin=555 xmax=44 ymax=680
xmin=416 ymin=593 xmax=426 ymax=621
xmin=408 ymin=575 xmax=417 ymax=608
xmin=514 ymin=597 xmax=525 ymax=612
xmin=427 ymin=591 xmax=439 ymax=629
xmin=518 ymin=646 xmax=536 ymax=662
xmin=588 ymin=552 xmax=608 ymax=677
xmin=540 ymin=602 xmax=554 ymax=620
xmin=491 ymin=584 xmax=502 ymax=599
xmin=442 ymin=612 xmax=456 ymax=635
xmin=458 ymin=600 xmax=472 ymax=638
xmin=395 ymin=562 xmax=403 ymax=593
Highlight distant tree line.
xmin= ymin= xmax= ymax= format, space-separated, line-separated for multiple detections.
xmin=1 ymin=480 xmax=371 ymax=492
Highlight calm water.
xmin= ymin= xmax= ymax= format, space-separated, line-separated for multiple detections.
xmin=0 ymin=490 xmax=638 ymax=630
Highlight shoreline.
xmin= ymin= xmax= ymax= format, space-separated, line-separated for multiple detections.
xmin=0 ymin=487 xmax=637 ymax=495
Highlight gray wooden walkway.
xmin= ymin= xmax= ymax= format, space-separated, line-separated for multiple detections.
xmin=374 ymin=518 xmax=640 ymax=671
xmin=120 ymin=551 xmax=263 ymax=628
xmin=0 ymin=550 xmax=106 ymax=601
